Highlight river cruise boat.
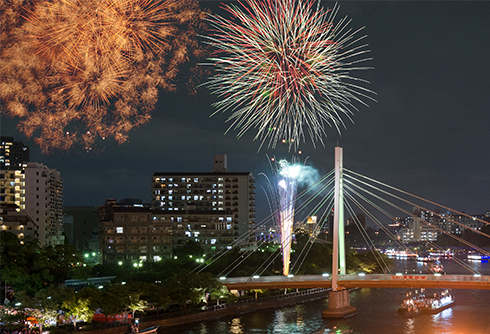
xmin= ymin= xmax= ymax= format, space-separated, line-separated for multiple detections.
xmin=398 ymin=289 xmax=454 ymax=316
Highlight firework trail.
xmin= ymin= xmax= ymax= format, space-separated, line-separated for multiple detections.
xmin=263 ymin=157 xmax=319 ymax=275
xmin=0 ymin=0 xmax=208 ymax=153
xmin=203 ymin=0 xmax=374 ymax=150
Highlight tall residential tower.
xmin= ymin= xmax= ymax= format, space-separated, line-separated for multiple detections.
xmin=24 ymin=162 xmax=64 ymax=246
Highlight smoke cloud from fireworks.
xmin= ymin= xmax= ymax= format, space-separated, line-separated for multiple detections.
xmin=203 ymin=0 xmax=374 ymax=151
xmin=0 ymin=0 xmax=208 ymax=153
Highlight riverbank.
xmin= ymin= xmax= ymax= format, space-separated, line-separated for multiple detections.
xmin=85 ymin=288 xmax=330 ymax=334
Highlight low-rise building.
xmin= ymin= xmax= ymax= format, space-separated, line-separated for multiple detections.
xmin=0 ymin=203 xmax=38 ymax=241
xmin=99 ymin=200 xmax=172 ymax=265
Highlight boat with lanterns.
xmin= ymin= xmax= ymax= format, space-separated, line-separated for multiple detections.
xmin=398 ymin=289 xmax=454 ymax=316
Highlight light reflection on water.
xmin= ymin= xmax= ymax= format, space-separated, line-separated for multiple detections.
xmin=229 ymin=318 xmax=244 ymax=334
xmin=161 ymin=288 xmax=490 ymax=334
xmin=160 ymin=258 xmax=490 ymax=334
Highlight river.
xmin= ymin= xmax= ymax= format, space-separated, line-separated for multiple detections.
xmin=159 ymin=258 xmax=490 ymax=334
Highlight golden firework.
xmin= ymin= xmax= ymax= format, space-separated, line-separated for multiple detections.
xmin=0 ymin=0 xmax=208 ymax=153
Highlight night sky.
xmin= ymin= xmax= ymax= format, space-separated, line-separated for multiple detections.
xmin=1 ymin=1 xmax=489 ymax=224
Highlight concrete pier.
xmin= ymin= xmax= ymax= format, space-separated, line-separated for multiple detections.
xmin=322 ymin=288 xmax=356 ymax=318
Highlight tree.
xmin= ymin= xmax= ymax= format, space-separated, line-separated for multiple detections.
xmin=142 ymin=283 xmax=171 ymax=314
xmin=166 ymin=273 xmax=202 ymax=311
xmin=124 ymin=282 xmax=149 ymax=320
xmin=0 ymin=303 xmax=27 ymax=330
xmin=62 ymin=287 xmax=99 ymax=329
xmin=173 ymin=241 xmax=205 ymax=259
xmin=15 ymin=287 xmax=67 ymax=333
xmin=98 ymin=284 xmax=126 ymax=323
xmin=0 ymin=232 xmax=54 ymax=297
xmin=34 ymin=286 xmax=67 ymax=330
xmin=0 ymin=232 xmax=88 ymax=298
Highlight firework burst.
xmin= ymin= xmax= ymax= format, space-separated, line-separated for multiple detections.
xmin=203 ymin=0 xmax=374 ymax=150
xmin=0 ymin=0 xmax=208 ymax=153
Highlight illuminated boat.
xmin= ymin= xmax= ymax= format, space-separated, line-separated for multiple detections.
xmin=398 ymin=289 xmax=454 ymax=316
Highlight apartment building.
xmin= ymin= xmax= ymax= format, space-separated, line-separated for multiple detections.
xmin=151 ymin=155 xmax=256 ymax=253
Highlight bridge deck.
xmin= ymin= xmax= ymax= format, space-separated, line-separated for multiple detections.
xmin=221 ymin=274 xmax=490 ymax=290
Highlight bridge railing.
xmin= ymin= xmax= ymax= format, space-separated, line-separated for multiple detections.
xmin=221 ymin=273 xmax=490 ymax=284
xmin=340 ymin=274 xmax=490 ymax=283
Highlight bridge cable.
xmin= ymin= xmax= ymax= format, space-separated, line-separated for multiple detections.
xmin=344 ymin=179 xmax=481 ymax=274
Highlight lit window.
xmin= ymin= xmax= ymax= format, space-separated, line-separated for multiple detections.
xmin=116 ymin=227 xmax=124 ymax=233
xmin=211 ymin=239 xmax=217 ymax=244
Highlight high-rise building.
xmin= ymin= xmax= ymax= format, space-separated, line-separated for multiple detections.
xmin=0 ymin=137 xmax=28 ymax=211
xmin=24 ymin=162 xmax=64 ymax=246
xmin=0 ymin=169 xmax=26 ymax=211
xmin=0 ymin=137 xmax=29 ymax=171
xmin=151 ymin=154 xmax=256 ymax=253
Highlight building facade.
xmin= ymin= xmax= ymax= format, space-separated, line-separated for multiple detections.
xmin=0 ymin=169 xmax=25 ymax=211
xmin=99 ymin=200 xmax=172 ymax=265
xmin=63 ymin=206 xmax=100 ymax=253
xmin=0 ymin=137 xmax=29 ymax=171
xmin=151 ymin=155 xmax=256 ymax=253
xmin=24 ymin=162 xmax=64 ymax=246
xmin=0 ymin=203 xmax=38 ymax=241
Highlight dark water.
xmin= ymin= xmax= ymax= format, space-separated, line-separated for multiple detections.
xmin=160 ymin=259 xmax=490 ymax=334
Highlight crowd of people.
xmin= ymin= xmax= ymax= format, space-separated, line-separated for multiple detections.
xmin=0 ymin=328 xmax=40 ymax=334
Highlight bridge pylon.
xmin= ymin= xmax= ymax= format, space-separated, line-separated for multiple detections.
xmin=322 ymin=146 xmax=356 ymax=318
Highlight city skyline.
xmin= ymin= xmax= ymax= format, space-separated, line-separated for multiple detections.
xmin=1 ymin=1 xmax=489 ymax=223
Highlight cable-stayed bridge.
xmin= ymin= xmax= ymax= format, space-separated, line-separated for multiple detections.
xmin=194 ymin=147 xmax=489 ymax=316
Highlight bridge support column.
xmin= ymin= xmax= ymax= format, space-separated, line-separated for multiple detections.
xmin=322 ymin=288 xmax=356 ymax=318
